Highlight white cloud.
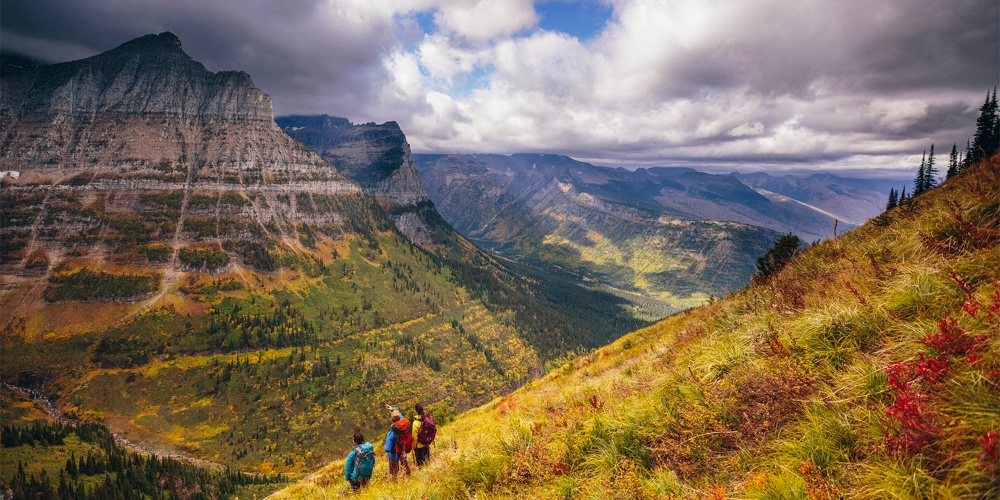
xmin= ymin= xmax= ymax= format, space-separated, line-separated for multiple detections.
xmin=433 ymin=0 xmax=538 ymax=42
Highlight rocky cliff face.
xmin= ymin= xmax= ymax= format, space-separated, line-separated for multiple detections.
xmin=277 ymin=115 xmax=436 ymax=245
xmin=0 ymin=33 xmax=363 ymax=284
xmin=2 ymin=32 xmax=272 ymax=121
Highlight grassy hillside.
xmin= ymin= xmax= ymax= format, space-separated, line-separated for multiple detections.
xmin=274 ymin=156 xmax=999 ymax=498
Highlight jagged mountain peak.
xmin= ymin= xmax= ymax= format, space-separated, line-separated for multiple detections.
xmin=108 ymin=31 xmax=185 ymax=55
xmin=1 ymin=32 xmax=270 ymax=121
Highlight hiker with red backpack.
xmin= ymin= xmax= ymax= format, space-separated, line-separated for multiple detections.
xmin=344 ymin=431 xmax=375 ymax=491
xmin=384 ymin=404 xmax=412 ymax=478
xmin=412 ymin=403 xmax=437 ymax=467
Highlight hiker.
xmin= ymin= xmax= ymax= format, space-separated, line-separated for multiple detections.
xmin=384 ymin=404 xmax=412 ymax=478
xmin=345 ymin=432 xmax=375 ymax=491
xmin=412 ymin=403 xmax=436 ymax=467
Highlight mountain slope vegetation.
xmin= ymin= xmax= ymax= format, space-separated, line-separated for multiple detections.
xmin=276 ymin=155 xmax=1000 ymax=498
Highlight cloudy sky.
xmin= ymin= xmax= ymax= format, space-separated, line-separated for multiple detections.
xmin=3 ymin=0 xmax=998 ymax=177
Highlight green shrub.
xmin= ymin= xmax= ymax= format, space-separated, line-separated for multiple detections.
xmin=142 ymin=243 xmax=171 ymax=263
xmin=178 ymin=245 xmax=230 ymax=270
xmin=43 ymin=268 xmax=159 ymax=302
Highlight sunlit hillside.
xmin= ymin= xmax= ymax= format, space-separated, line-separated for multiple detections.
xmin=275 ymin=156 xmax=999 ymax=498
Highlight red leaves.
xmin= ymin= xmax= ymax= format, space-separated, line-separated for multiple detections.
xmin=979 ymin=430 xmax=1000 ymax=474
xmin=884 ymin=357 xmax=942 ymax=454
xmin=962 ymin=295 xmax=981 ymax=318
xmin=920 ymin=318 xmax=987 ymax=359
xmin=883 ymin=310 xmax=993 ymax=456
xmin=989 ymin=280 xmax=1000 ymax=322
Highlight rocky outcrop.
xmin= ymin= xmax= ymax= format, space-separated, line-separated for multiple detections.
xmin=277 ymin=115 xmax=437 ymax=245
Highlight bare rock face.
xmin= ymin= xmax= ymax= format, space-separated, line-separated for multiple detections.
xmin=277 ymin=115 xmax=437 ymax=246
xmin=0 ymin=33 xmax=368 ymax=280
xmin=2 ymin=32 xmax=272 ymax=121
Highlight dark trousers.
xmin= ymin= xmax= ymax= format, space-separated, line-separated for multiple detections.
xmin=415 ymin=446 xmax=430 ymax=466
xmin=349 ymin=477 xmax=369 ymax=491
xmin=388 ymin=454 xmax=410 ymax=477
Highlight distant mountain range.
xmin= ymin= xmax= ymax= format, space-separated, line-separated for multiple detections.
xmin=731 ymin=171 xmax=901 ymax=226
xmin=412 ymin=154 xmax=894 ymax=311
xmin=415 ymin=154 xmax=896 ymax=243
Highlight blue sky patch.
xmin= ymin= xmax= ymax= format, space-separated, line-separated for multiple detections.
xmin=451 ymin=65 xmax=493 ymax=97
xmin=413 ymin=10 xmax=437 ymax=35
xmin=536 ymin=0 xmax=613 ymax=41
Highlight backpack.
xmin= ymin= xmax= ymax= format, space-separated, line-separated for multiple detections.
xmin=354 ymin=445 xmax=375 ymax=478
xmin=391 ymin=420 xmax=413 ymax=454
xmin=417 ymin=413 xmax=437 ymax=446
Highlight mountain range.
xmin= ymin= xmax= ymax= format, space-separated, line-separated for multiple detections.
xmin=0 ymin=33 xmax=640 ymax=478
xmin=412 ymin=153 xmax=893 ymax=314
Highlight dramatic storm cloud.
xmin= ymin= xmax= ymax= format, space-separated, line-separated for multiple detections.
xmin=3 ymin=0 xmax=997 ymax=176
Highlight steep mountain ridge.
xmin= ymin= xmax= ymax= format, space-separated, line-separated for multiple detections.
xmin=1 ymin=32 xmax=272 ymax=121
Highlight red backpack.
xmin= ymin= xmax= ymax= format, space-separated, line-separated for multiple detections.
xmin=417 ymin=413 xmax=437 ymax=446
xmin=391 ymin=418 xmax=413 ymax=454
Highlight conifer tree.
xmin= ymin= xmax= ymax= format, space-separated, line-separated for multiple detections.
xmin=899 ymin=186 xmax=907 ymax=203
xmin=946 ymin=143 xmax=958 ymax=179
xmin=914 ymin=151 xmax=926 ymax=194
xmin=886 ymin=188 xmax=898 ymax=210
xmin=924 ymin=143 xmax=937 ymax=189
xmin=755 ymin=233 xmax=802 ymax=279
xmin=970 ymin=88 xmax=999 ymax=163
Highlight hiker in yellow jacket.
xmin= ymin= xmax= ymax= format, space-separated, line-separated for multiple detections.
xmin=412 ymin=402 xmax=436 ymax=466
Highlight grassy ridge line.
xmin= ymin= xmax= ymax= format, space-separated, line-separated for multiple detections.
xmin=272 ymin=156 xmax=1000 ymax=498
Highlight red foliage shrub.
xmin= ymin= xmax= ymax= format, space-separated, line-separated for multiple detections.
xmin=883 ymin=310 xmax=995 ymax=456
xmin=979 ymin=430 xmax=1000 ymax=474
xmin=919 ymin=318 xmax=987 ymax=359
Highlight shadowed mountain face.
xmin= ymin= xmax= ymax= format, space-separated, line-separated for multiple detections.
xmin=277 ymin=115 xmax=436 ymax=245
xmin=414 ymin=154 xmax=783 ymax=314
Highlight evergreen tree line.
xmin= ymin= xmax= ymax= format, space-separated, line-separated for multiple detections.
xmin=1 ymin=420 xmax=69 ymax=448
xmin=886 ymin=87 xmax=998 ymax=211
xmin=1 ymin=420 xmax=284 ymax=499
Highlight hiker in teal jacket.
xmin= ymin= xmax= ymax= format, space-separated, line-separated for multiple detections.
xmin=345 ymin=432 xmax=375 ymax=491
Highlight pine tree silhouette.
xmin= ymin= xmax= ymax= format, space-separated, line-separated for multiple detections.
xmin=886 ymin=188 xmax=898 ymax=210
xmin=970 ymin=88 xmax=998 ymax=163
xmin=914 ymin=151 xmax=927 ymax=195
xmin=946 ymin=143 xmax=958 ymax=179
xmin=924 ymin=144 xmax=937 ymax=189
